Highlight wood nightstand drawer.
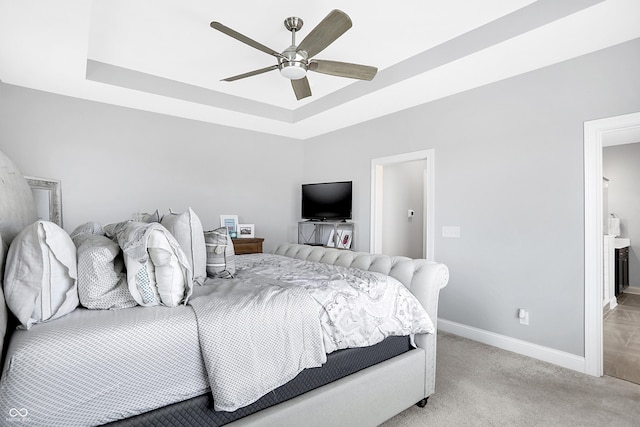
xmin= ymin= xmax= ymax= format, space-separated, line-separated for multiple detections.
xmin=232 ymin=238 xmax=264 ymax=255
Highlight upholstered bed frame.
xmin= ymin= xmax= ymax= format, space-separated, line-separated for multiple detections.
xmin=0 ymin=150 xmax=449 ymax=426
xmin=233 ymin=243 xmax=450 ymax=426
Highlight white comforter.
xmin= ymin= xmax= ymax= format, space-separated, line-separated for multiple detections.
xmin=189 ymin=253 xmax=434 ymax=411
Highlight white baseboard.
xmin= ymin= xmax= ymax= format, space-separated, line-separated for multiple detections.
xmin=623 ymin=286 xmax=640 ymax=295
xmin=438 ymin=318 xmax=586 ymax=373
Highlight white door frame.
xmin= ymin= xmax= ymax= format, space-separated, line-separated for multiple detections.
xmin=584 ymin=111 xmax=640 ymax=376
xmin=370 ymin=149 xmax=435 ymax=260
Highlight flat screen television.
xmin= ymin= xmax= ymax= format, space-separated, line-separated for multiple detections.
xmin=301 ymin=181 xmax=352 ymax=221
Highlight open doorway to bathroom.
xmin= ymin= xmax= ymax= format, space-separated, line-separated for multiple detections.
xmin=602 ymin=141 xmax=640 ymax=384
xmin=583 ymin=111 xmax=640 ymax=380
xmin=370 ymin=149 xmax=434 ymax=260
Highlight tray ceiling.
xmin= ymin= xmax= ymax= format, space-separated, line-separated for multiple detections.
xmin=1 ymin=0 xmax=639 ymax=139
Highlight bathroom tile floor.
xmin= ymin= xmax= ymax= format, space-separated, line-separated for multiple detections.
xmin=604 ymin=292 xmax=640 ymax=384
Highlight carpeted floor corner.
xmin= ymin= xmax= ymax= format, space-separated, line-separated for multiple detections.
xmin=380 ymin=331 xmax=640 ymax=426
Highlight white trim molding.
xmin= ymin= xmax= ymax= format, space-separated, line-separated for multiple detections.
xmin=584 ymin=111 xmax=640 ymax=377
xmin=438 ymin=319 xmax=586 ymax=373
xmin=370 ymin=149 xmax=435 ymax=260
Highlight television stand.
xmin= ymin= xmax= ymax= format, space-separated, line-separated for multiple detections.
xmin=298 ymin=220 xmax=354 ymax=250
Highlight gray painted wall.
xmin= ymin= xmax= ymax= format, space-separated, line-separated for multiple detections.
xmin=302 ymin=38 xmax=640 ymax=356
xmin=0 ymin=84 xmax=304 ymax=253
xmin=603 ymin=142 xmax=640 ymax=289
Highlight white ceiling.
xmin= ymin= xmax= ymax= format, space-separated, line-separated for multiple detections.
xmin=1 ymin=0 xmax=639 ymax=140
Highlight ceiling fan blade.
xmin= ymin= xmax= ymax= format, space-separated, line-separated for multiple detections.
xmin=291 ymin=77 xmax=312 ymax=100
xmin=221 ymin=65 xmax=278 ymax=82
xmin=309 ymin=60 xmax=377 ymax=81
xmin=297 ymin=10 xmax=352 ymax=59
xmin=210 ymin=21 xmax=286 ymax=60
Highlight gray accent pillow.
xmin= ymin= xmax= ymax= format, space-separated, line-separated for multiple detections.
xmin=70 ymin=221 xmax=105 ymax=239
xmin=204 ymin=227 xmax=235 ymax=279
xmin=72 ymin=231 xmax=137 ymax=310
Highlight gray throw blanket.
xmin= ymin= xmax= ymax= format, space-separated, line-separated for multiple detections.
xmin=189 ymin=279 xmax=326 ymax=412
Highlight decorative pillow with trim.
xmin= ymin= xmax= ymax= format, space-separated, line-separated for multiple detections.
xmin=161 ymin=208 xmax=207 ymax=285
xmin=107 ymin=221 xmax=193 ymax=307
xmin=131 ymin=209 xmax=161 ymax=223
xmin=204 ymin=227 xmax=235 ymax=279
xmin=3 ymin=221 xmax=79 ymax=329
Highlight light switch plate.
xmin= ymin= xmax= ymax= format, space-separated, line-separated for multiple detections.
xmin=442 ymin=226 xmax=460 ymax=238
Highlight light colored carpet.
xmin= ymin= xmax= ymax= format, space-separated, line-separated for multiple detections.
xmin=381 ymin=331 xmax=640 ymax=426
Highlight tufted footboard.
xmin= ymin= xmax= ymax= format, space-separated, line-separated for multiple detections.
xmin=270 ymin=243 xmax=449 ymax=402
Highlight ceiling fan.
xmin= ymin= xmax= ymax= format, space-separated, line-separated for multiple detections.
xmin=210 ymin=9 xmax=378 ymax=100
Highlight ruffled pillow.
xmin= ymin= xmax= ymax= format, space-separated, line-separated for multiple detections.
xmin=4 ymin=221 xmax=78 ymax=329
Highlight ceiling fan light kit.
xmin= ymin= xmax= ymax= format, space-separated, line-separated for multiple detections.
xmin=279 ymin=46 xmax=308 ymax=80
xmin=210 ymin=9 xmax=378 ymax=100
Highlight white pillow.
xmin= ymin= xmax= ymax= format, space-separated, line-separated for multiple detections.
xmin=0 ymin=230 xmax=6 ymax=287
xmin=161 ymin=208 xmax=207 ymax=285
xmin=1 ymin=231 xmax=7 ymax=352
xmin=147 ymin=229 xmax=186 ymax=307
xmin=3 ymin=221 xmax=79 ymax=329
xmin=204 ymin=227 xmax=236 ymax=278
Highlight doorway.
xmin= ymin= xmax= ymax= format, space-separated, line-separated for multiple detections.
xmin=370 ymin=149 xmax=434 ymax=260
xmin=584 ymin=111 xmax=640 ymax=377
xmin=602 ymin=141 xmax=640 ymax=384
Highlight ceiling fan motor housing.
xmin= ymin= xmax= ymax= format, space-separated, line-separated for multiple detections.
xmin=279 ymin=46 xmax=308 ymax=80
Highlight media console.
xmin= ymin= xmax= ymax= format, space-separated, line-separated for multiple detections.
xmin=298 ymin=220 xmax=354 ymax=250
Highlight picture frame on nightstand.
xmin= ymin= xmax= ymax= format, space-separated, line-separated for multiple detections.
xmin=220 ymin=214 xmax=239 ymax=236
xmin=238 ymin=224 xmax=255 ymax=238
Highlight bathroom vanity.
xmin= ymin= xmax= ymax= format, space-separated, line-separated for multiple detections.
xmin=615 ymin=239 xmax=630 ymax=295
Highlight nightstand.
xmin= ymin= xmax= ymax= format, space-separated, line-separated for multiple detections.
xmin=232 ymin=238 xmax=264 ymax=255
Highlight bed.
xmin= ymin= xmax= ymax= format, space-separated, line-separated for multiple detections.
xmin=0 ymin=150 xmax=449 ymax=426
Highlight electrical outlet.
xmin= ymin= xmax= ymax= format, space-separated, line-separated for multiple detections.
xmin=519 ymin=309 xmax=529 ymax=326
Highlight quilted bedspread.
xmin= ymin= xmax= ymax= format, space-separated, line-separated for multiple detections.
xmin=189 ymin=253 xmax=434 ymax=411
